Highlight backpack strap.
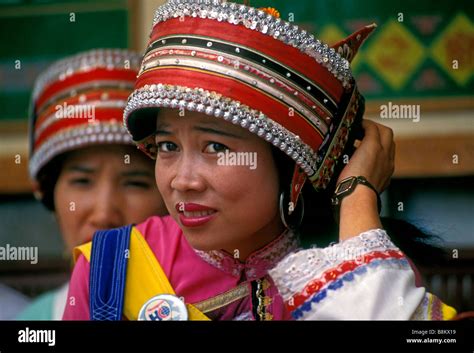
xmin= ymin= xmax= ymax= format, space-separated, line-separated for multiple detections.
xmin=89 ymin=224 xmax=132 ymax=320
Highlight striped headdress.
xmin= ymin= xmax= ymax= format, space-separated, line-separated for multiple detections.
xmin=29 ymin=49 xmax=141 ymax=204
xmin=124 ymin=0 xmax=375 ymax=207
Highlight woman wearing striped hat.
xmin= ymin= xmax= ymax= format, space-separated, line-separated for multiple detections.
xmin=64 ymin=1 xmax=455 ymax=321
xmin=18 ymin=49 xmax=167 ymax=320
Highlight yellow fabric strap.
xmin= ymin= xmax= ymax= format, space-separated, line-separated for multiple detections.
xmin=75 ymin=227 xmax=210 ymax=321
xmin=441 ymin=303 xmax=457 ymax=320
xmin=432 ymin=294 xmax=456 ymax=320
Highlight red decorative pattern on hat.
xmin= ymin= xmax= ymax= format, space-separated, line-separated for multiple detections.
xmin=29 ymin=49 xmax=141 ymax=181
xmin=332 ymin=24 xmax=377 ymax=63
xmin=35 ymin=89 xmax=130 ymax=130
xmin=150 ymin=18 xmax=344 ymax=102
xmin=142 ymin=47 xmax=334 ymax=128
xmin=137 ymin=68 xmax=324 ymax=151
xmin=35 ymin=68 xmax=136 ymax=110
xmin=289 ymin=166 xmax=307 ymax=214
xmin=34 ymin=109 xmax=126 ymax=150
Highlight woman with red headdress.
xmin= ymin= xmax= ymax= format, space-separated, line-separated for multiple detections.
xmin=63 ymin=1 xmax=455 ymax=321
xmin=18 ymin=49 xmax=167 ymax=320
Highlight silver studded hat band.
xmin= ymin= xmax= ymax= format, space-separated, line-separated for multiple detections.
xmin=124 ymin=0 xmax=376 ymax=206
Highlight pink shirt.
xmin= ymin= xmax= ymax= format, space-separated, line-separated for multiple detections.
xmin=63 ymin=215 xmax=298 ymax=320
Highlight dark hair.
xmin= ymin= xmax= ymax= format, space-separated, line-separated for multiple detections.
xmin=36 ymin=154 xmax=67 ymax=211
xmin=272 ymin=147 xmax=447 ymax=268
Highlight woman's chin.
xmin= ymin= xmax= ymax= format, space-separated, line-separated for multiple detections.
xmin=182 ymin=231 xmax=223 ymax=252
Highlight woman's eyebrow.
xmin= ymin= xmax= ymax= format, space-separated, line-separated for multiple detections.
xmin=194 ymin=126 xmax=244 ymax=139
xmin=120 ymin=170 xmax=154 ymax=178
xmin=64 ymin=165 xmax=95 ymax=173
xmin=155 ymin=129 xmax=172 ymax=135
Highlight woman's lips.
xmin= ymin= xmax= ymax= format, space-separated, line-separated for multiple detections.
xmin=175 ymin=202 xmax=217 ymax=227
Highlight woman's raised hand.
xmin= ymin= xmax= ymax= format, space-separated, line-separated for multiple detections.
xmin=337 ymin=119 xmax=395 ymax=192
xmin=336 ymin=119 xmax=396 ymax=241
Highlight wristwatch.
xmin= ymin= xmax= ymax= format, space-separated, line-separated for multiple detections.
xmin=331 ymin=176 xmax=382 ymax=223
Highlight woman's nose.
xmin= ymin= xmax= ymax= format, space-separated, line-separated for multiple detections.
xmin=169 ymin=154 xmax=206 ymax=193
xmin=88 ymin=184 xmax=124 ymax=229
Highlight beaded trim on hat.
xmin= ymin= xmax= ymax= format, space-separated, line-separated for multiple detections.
xmin=29 ymin=122 xmax=133 ymax=179
xmin=31 ymin=49 xmax=142 ymax=103
xmin=124 ymin=83 xmax=318 ymax=176
xmin=124 ymin=83 xmax=362 ymax=190
xmin=152 ymin=0 xmax=353 ymax=88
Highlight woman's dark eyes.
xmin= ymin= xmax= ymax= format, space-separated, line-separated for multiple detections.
xmin=156 ymin=141 xmax=229 ymax=153
xmin=70 ymin=178 xmax=150 ymax=189
xmin=124 ymin=181 xmax=151 ymax=189
xmin=205 ymin=142 xmax=229 ymax=153
xmin=69 ymin=178 xmax=91 ymax=186
xmin=157 ymin=141 xmax=178 ymax=152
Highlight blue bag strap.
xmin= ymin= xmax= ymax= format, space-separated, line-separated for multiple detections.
xmin=89 ymin=224 xmax=132 ymax=321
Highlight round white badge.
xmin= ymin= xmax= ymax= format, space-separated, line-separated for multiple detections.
xmin=138 ymin=294 xmax=188 ymax=321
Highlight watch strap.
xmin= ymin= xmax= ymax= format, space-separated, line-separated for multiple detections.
xmin=331 ymin=176 xmax=382 ymax=223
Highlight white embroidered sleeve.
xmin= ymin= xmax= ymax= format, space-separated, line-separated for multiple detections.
xmin=269 ymin=229 xmax=456 ymax=320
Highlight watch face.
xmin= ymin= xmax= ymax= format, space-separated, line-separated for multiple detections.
xmin=336 ymin=177 xmax=356 ymax=195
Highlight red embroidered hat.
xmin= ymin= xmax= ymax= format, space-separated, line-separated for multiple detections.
xmin=124 ymin=0 xmax=375 ymax=206
xmin=29 ymin=49 xmax=141 ymax=203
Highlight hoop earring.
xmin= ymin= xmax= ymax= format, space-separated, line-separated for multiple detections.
xmin=279 ymin=191 xmax=305 ymax=230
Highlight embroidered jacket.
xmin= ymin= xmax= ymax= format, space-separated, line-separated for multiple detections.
xmin=63 ymin=216 xmax=456 ymax=320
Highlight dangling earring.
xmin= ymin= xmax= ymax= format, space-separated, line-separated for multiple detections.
xmin=279 ymin=191 xmax=304 ymax=230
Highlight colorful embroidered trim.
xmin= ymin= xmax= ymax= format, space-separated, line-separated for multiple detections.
xmin=286 ymin=250 xmax=406 ymax=312
xmin=291 ymin=256 xmax=410 ymax=319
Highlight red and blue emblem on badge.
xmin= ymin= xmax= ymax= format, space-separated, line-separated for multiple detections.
xmin=138 ymin=294 xmax=188 ymax=321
